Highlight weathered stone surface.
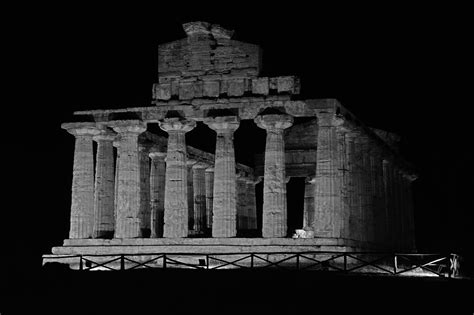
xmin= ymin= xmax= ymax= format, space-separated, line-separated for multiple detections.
xmin=313 ymin=113 xmax=345 ymax=239
xmin=62 ymin=123 xmax=101 ymax=239
xmin=303 ymin=176 xmax=315 ymax=231
xmin=245 ymin=179 xmax=258 ymax=230
xmin=255 ymin=114 xmax=294 ymax=238
xmin=159 ymin=118 xmax=196 ymax=238
xmin=110 ymin=121 xmax=147 ymax=238
xmin=92 ymin=130 xmax=116 ymax=238
xmin=252 ymin=77 xmax=269 ymax=95
xmin=204 ymin=167 xmax=214 ymax=229
xmin=186 ymin=161 xmax=195 ymax=233
xmin=139 ymin=145 xmax=151 ymax=236
xmin=149 ymin=151 xmax=166 ymax=238
xmin=204 ymin=116 xmax=240 ymax=237
xmin=192 ymin=163 xmax=207 ymax=234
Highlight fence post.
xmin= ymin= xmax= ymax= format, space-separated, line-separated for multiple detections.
xmin=79 ymin=255 xmax=83 ymax=271
xmin=250 ymin=254 xmax=254 ymax=269
xmin=296 ymin=254 xmax=300 ymax=270
xmin=206 ymin=255 xmax=209 ymax=270
xmin=163 ymin=254 xmax=167 ymax=269
xmin=120 ymin=255 xmax=125 ymax=271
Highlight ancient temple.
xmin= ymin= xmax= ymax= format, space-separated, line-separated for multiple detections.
xmin=43 ymin=22 xmax=417 ymax=268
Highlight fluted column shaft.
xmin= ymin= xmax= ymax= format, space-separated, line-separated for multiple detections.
xmin=205 ymin=116 xmax=240 ymax=238
xmin=139 ymin=145 xmax=151 ymax=236
xmin=303 ymin=177 xmax=315 ymax=230
xmin=383 ymin=159 xmax=396 ymax=250
xmin=313 ymin=112 xmax=344 ymax=238
xmin=372 ymin=147 xmax=385 ymax=246
xmin=255 ymin=114 xmax=293 ymax=238
xmin=236 ymin=176 xmax=248 ymax=230
xmin=113 ymin=141 xmax=120 ymax=228
xmin=93 ymin=130 xmax=116 ymax=238
xmin=159 ymin=118 xmax=196 ymax=238
xmin=246 ymin=179 xmax=258 ymax=230
xmin=149 ymin=151 xmax=166 ymax=238
xmin=205 ymin=167 xmax=214 ymax=230
xmin=186 ymin=162 xmax=195 ymax=232
xmin=192 ymin=164 xmax=207 ymax=234
xmin=63 ymin=123 xmax=100 ymax=239
xmin=111 ymin=122 xmax=147 ymax=238
xmin=344 ymin=133 xmax=357 ymax=241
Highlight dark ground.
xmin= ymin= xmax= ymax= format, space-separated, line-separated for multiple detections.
xmin=3 ymin=266 xmax=473 ymax=314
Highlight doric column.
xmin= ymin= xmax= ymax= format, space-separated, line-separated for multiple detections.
xmin=192 ymin=162 xmax=207 ymax=235
xmin=138 ymin=144 xmax=151 ymax=237
xmin=113 ymin=140 xmax=120 ymax=224
xmin=110 ymin=121 xmax=147 ymax=238
xmin=371 ymin=145 xmax=385 ymax=246
xmin=313 ymin=112 xmax=344 ymax=238
xmin=245 ymin=178 xmax=259 ymax=230
xmin=149 ymin=150 xmax=166 ymax=238
xmin=303 ymin=176 xmax=315 ymax=231
xmin=393 ymin=167 xmax=403 ymax=251
xmin=360 ymin=136 xmax=373 ymax=246
xmin=186 ymin=160 xmax=196 ymax=233
xmin=204 ymin=116 xmax=240 ymax=238
xmin=344 ymin=132 xmax=357 ymax=241
xmin=62 ymin=122 xmax=100 ymax=239
xmin=236 ymin=174 xmax=248 ymax=230
xmin=382 ymin=159 xmax=395 ymax=250
xmin=255 ymin=114 xmax=293 ymax=238
xmin=205 ymin=167 xmax=214 ymax=230
xmin=159 ymin=118 xmax=196 ymax=238
xmin=353 ymin=135 xmax=365 ymax=243
xmin=92 ymin=128 xmax=116 ymax=238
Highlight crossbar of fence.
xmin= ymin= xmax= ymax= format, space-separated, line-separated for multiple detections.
xmin=45 ymin=252 xmax=461 ymax=278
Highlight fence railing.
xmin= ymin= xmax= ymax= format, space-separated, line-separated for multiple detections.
xmin=44 ymin=252 xmax=462 ymax=278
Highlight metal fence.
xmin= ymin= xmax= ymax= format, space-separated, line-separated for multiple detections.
xmin=44 ymin=252 xmax=463 ymax=278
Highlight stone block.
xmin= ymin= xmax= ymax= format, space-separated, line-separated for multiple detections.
xmin=227 ymin=78 xmax=245 ymax=96
xmin=252 ymin=77 xmax=269 ymax=95
xmin=179 ymin=82 xmax=195 ymax=100
xmin=203 ymin=80 xmax=220 ymax=97
xmin=277 ymin=76 xmax=296 ymax=93
xmin=153 ymin=83 xmax=171 ymax=100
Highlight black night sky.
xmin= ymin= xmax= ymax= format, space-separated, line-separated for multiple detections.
xmin=6 ymin=4 xmax=473 ymax=313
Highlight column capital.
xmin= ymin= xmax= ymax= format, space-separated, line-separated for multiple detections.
xmin=159 ymin=117 xmax=196 ymax=133
xmin=204 ymin=116 xmax=240 ymax=133
xmin=192 ymin=161 xmax=210 ymax=169
xmin=62 ymin=122 xmax=101 ymax=137
xmin=254 ymin=114 xmax=293 ymax=131
xmin=93 ymin=129 xmax=116 ymax=142
xmin=149 ymin=151 xmax=167 ymax=159
xmin=109 ymin=120 xmax=147 ymax=135
xmin=314 ymin=111 xmax=345 ymax=127
xmin=205 ymin=167 xmax=215 ymax=173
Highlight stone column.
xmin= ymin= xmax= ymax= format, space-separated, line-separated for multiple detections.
xmin=149 ymin=150 xmax=166 ymax=238
xmin=113 ymin=140 xmax=120 ymax=224
xmin=139 ymin=144 xmax=151 ymax=237
xmin=344 ymin=132 xmax=357 ymax=241
xmin=313 ymin=112 xmax=344 ymax=239
xmin=62 ymin=123 xmax=100 ymax=239
xmin=353 ymin=135 xmax=365 ymax=243
xmin=255 ymin=114 xmax=293 ymax=238
xmin=204 ymin=116 xmax=240 ymax=238
xmin=186 ymin=160 xmax=196 ymax=233
xmin=383 ymin=158 xmax=397 ymax=250
xmin=110 ymin=121 xmax=147 ymax=238
xmin=236 ymin=174 xmax=248 ymax=230
xmin=371 ymin=145 xmax=385 ymax=246
xmin=303 ymin=176 xmax=315 ymax=231
xmin=245 ymin=178 xmax=259 ymax=230
xmin=192 ymin=163 xmax=207 ymax=235
xmin=205 ymin=167 xmax=214 ymax=231
xmin=92 ymin=129 xmax=116 ymax=238
xmin=159 ymin=118 xmax=196 ymax=238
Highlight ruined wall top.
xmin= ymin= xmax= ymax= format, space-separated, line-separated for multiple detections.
xmin=158 ymin=21 xmax=262 ymax=81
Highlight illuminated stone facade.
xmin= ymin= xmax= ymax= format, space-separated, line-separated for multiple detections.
xmin=44 ymin=22 xmax=417 ymax=266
